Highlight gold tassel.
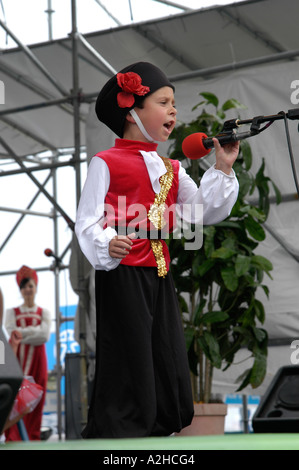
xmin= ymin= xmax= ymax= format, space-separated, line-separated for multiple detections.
xmin=150 ymin=239 xmax=167 ymax=278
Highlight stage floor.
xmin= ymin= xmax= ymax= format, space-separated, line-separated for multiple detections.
xmin=1 ymin=433 xmax=299 ymax=451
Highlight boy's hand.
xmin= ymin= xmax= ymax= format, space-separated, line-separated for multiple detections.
xmin=213 ymin=137 xmax=239 ymax=175
xmin=109 ymin=232 xmax=135 ymax=258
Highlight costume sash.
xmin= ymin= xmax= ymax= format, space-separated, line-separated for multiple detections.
xmin=148 ymin=156 xmax=173 ymax=277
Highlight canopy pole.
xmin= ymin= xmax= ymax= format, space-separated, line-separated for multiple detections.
xmin=152 ymin=0 xmax=192 ymax=11
xmin=51 ymin=162 xmax=63 ymax=441
xmin=0 ymin=19 xmax=67 ymax=96
xmin=93 ymin=0 xmax=122 ymax=26
xmin=0 ymin=173 xmax=52 ymax=253
xmin=169 ymin=49 xmax=299 ymax=82
xmin=0 ymin=135 xmax=75 ymax=230
xmin=76 ymin=32 xmax=117 ymax=75
xmin=45 ymin=0 xmax=55 ymax=41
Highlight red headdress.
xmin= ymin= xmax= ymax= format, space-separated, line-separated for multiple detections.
xmin=16 ymin=265 xmax=38 ymax=287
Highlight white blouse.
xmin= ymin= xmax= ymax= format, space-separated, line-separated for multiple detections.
xmin=75 ymin=150 xmax=239 ymax=271
xmin=5 ymin=305 xmax=51 ymax=346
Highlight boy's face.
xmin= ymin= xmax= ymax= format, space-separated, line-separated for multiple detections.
xmin=134 ymin=86 xmax=177 ymax=142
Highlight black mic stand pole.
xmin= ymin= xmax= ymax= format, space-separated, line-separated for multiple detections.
xmin=220 ymin=108 xmax=299 ymax=197
xmin=224 ymin=108 xmax=299 ymax=129
xmin=212 ymin=108 xmax=299 ymax=149
xmin=51 ymin=252 xmax=63 ymax=441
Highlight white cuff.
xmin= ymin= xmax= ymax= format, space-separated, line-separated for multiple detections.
xmin=94 ymin=226 xmax=121 ymax=271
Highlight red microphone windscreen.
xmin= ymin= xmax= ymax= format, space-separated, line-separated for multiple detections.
xmin=44 ymin=248 xmax=52 ymax=257
xmin=182 ymin=132 xmax=211 ymax=160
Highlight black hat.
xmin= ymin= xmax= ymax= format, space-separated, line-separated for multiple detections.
xmin=95 ymin=62 xmax=175 ymax=137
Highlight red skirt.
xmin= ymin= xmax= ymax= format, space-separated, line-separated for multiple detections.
xmin=5 ymin=344 xmax=47 ymax=441
xmin=9 ymin=377 xmax=44 ymax=421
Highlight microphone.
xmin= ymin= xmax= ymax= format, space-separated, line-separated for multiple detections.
xmin=182 ymin=130 xmax=253 ymax=159
xmin=44 ymin=248 xmax=61 ymax=263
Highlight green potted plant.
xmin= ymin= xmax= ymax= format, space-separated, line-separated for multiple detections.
xmin=167 ymin=92 xmax=281 ymax=434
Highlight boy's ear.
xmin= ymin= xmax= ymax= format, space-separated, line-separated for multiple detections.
xmin=126 ymin=110 xmax=136 ymax=124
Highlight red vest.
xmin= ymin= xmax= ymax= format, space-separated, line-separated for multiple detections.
xmin=14 ymin=305 xmax=43 ymax=329
xmin=95 ymin=139 xmax=179 ymax=270
xmin=13 ymin=306 xmax=47 ymax=377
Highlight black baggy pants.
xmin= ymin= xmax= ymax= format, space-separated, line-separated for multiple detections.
xmin=81 ymin=265 xmax=194 ymax=438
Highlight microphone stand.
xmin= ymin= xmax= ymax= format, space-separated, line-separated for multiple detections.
xmin=219 ymin=107 xmax=299 ymax=197
xmin=222 ymin=107 xmax=299 ymax=132
xmin=45 ymin=251 xmax=63 ymax=441
xmin=52 ymin=253 xmax=63 ymax=442
xmin=216 ymin=107 xmax=299 ymax=140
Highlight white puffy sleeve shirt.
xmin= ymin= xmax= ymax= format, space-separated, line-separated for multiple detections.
xmin=5 ymin=305 xmax=52 ymax=346
xmin=75 ymin=153 xmax=239 ymax=271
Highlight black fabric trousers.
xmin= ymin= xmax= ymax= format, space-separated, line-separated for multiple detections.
xmin=81 ymin=265 xmax=194 ymax=438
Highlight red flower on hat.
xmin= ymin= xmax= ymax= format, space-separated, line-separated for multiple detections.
xmin=116 ymin=72 xmax=150 ymax=108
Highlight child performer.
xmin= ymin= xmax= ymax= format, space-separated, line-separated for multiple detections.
xmin=4 ymin=266 xmax=51 ymax=440
xmin=75 ymin=62 xmax=239 ymax=438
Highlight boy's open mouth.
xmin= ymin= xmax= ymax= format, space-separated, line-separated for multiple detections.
xmin=164 ymin=120 xmax=175 ymax=133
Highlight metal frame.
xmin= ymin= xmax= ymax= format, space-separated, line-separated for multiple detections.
xmin=0 ymin=0 xmax=92 ymax=440
xmin=0 ymin=0 xmax=126 ymax=442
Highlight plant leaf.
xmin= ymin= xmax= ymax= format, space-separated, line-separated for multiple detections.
xmin=222 ymin=98 xmax=247 ymax=111
xmin=199 ymin=92 xmax=219 ymax=108
xmin=197 ymin=259 xmax=216 ymax=276
xmin=235 ymin=254 xmax=251 ymax=277
xmin=221 ymin=266 xmax=239 ymax=291
xmin=202 ymin=331 xmax=222 ymax=369
xmin=244 ymin=216 xmax=266 ymax=241
xmin=203 ymin=226 xmax=216 ymax=257
xmin=252 ymin=326 xmax=267 ymax=343
xmin=201 ymin=311 xmax=229 ymax=324
xmin=271 ymin=181 xmax=282 ymax=205
xmin=251 ymin=255 xmax=273 ymax=276
xmin=250 ymin=351 xmax=267 ymax=388
xmin=240 ymin=205 xmax=266 ymax=222
xmin=184 ymin=325 xmax=195 ymax=350
xmin=239 ymin=140 xmax=252 ymax=171
xmin=252 ymin=300 xmax=266 ymax=324
xmin=235 ymin=368 xmax=251 ymax=391
xmin=212 ymin=246 xmax=236 ymax=259
xmin=193 ymin=298 xmax=207 ymax=325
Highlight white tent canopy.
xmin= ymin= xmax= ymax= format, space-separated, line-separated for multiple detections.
xmin=1 ymin=0 xmax=299 ymax=157
xmin=1 ymin=0 xmax=299 ymax=400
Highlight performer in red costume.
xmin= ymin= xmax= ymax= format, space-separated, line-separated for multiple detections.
xmin=75 ymin=62 xmax=239 ymax=438
xmin=4 ymin=266 xmax=51 ymax=441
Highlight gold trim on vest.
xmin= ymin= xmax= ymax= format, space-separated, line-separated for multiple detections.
xmin=148 ymin=156 xmax=173 ymax=277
